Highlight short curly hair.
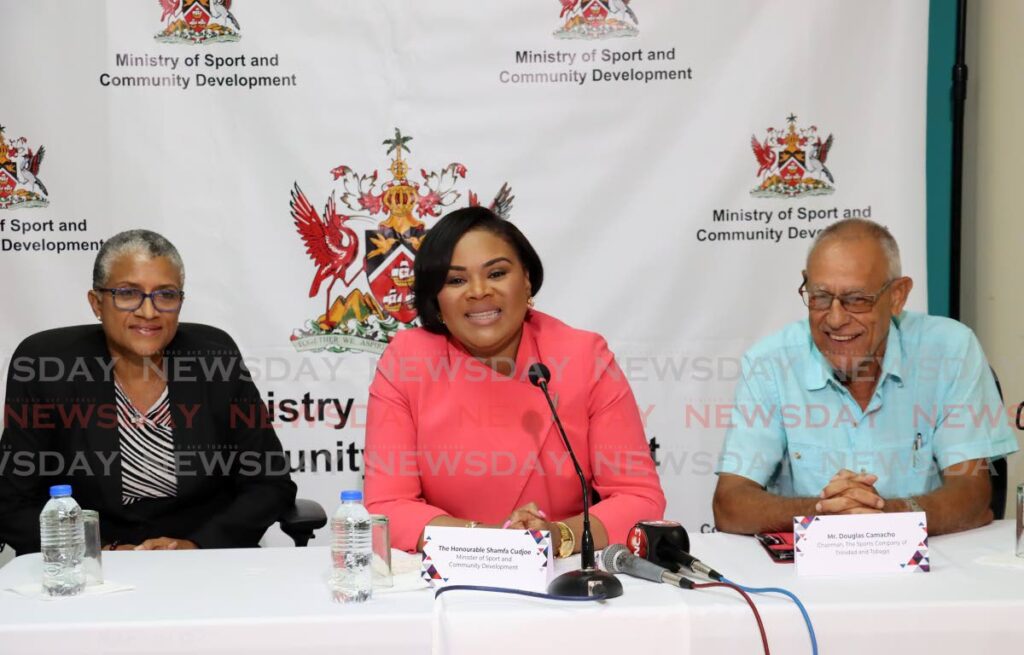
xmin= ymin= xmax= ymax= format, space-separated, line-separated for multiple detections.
xmin=93 ymin=229 xmax=184 ymax=288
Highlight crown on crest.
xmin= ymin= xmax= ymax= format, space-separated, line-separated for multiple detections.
xmin=380 ymin=129 xmax=421 ymax=227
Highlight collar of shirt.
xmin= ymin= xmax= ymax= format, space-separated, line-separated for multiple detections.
xmin=803 ymin=316 xmax=906 ymax=392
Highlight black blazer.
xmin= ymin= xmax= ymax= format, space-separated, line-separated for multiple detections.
xmin=0 ymin=323 xmax=297 ymax=553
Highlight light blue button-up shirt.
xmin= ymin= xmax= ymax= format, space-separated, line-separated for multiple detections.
xmin=716 ymin=311 xmax=1018 ymax=498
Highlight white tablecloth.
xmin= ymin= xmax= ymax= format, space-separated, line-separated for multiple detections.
xmin=1 ymin=521 xmax=1022 ymax=654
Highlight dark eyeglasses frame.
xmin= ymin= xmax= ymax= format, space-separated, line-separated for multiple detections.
xmin=798 ymin=277 xmax=896 ymax=314
xmin=94 ymin=287 xmax=185 ymax=313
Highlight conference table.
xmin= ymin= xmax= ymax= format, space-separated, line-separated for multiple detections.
xmin=1 ymin=520 xmax=1022 ymax=654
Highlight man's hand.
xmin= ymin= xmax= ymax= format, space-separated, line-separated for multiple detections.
xmin=816 ymin=469 xmax=885 ymax=514
xmin=134 ymin=537 xmax=199 ymax=551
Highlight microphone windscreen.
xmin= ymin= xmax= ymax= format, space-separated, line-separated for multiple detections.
xmin=600 ymin=544 xmax=628 ymax=573
xmin=629 ymin=521 xmax=691 ymax=562
xmin=601 ymin=544 xmax=672 ymax=585
xmin=527 ymin=363 xmax=551 ymax=387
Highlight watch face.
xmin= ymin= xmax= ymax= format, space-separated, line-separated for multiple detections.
xmin=557 ymin=524 xmax=574 ymax=557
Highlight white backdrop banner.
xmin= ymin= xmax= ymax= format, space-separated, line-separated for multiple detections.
xmin=0 ymin=0 xmax=929 ymax=545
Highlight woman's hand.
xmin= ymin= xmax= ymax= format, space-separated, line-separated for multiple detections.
xmin=504 ymin=502 xmax=546 ymax=529
xmin=134 ymin=537 xmax=198 ymax=550
xmin=102 ymin=543 xmax=135 ymax=551
xmin=503 ymin=502 xmax=560 ymax=552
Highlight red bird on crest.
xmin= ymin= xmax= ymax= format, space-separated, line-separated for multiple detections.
xmin=751 ymin=131 xmax=777 ymax=180
xmin=290 ymin=184 xmax=365 ymax=319
xmin=158 ymin=0 xmax=179 ymax=23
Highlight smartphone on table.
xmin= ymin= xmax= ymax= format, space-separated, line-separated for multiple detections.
xmin=754 ymin=532 xmax=794 ymax=563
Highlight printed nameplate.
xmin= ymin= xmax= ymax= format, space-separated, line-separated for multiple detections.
xmin=421 ymin=526 xmax=553 ymax=592
xmin=794 ymin=512 xmax=929 ymax=576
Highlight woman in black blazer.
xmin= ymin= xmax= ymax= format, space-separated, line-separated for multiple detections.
xmin=0 ymin=230 xmax=296 ymax=553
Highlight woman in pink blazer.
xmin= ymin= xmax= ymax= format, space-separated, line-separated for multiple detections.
xmin=365 ymin=207 xmax=666 ymax=553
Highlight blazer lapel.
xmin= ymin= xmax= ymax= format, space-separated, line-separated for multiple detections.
xmin=511 ymin=323 xmax=573 ymax=509
xmin=453 ymin=322 xmax=561 ymax=511
xmin=82 ymin=350 xmax=122 ymax=512
xmin=166 ymin=348 xmax=206 ymax=501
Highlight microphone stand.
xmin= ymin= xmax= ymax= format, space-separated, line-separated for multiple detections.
xmin=529 ymin=364 xmax=623 ymax=599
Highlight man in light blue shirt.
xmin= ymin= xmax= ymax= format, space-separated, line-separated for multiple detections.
xmin=714 ymin=219 xmax=1018 ymax=535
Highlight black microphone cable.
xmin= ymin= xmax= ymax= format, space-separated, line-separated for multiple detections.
xmin=434 ymin=584 xmax=608 ymax=602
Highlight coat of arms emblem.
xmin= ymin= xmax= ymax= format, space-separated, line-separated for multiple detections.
xmin=750 ymin=114 xmax=835 ymax=198
xmin=289 ymin=128 xmax=513 ymax=354
xmin=156 ymin=0 xmax=241 ymax=44
xmin=555 ymin=0 xmax=639 ymax=40
xmin=0 ymin=125 xmax=48 ymax=210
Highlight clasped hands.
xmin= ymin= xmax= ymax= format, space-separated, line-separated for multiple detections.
xmin=103 ymin=537 xmax=198 ymax=551
xmin=498 ymin=501 xmax=564 ymax=552
xmin=814 ymin=468 xmax=886 ymax=515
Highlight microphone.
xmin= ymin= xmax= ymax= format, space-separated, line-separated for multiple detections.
xmin=528 ymin=362 xmax=623 ymax=599
xmin=628 ymin=520 xmax=723 ymax=581
xmin=601 ymin=544 xmax=693 ymax=589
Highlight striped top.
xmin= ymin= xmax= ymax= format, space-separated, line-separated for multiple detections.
xmin=115 ymin=382 xmax=177 ymax=505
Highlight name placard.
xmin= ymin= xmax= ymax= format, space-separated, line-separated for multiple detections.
xmin=421 ymin=526 xmax=553 ymax=592
xmin=794 ymin=512 xmax=929 ymax=576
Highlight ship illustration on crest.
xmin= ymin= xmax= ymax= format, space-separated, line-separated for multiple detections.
xmin=750 ymin=114 xmax=835 ymax=198
xmin=0 ymin=125 xmax=48 ymax=210
xmin=156 ymin=0 xmax=241 ymax=44
xmin=555 ymin=0 xmax=639 ymax=40
xmin=289 ymin=128 xmax=514 ymax=354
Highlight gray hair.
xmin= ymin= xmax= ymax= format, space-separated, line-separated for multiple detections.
xmin=807 ymin=218 xmax=902 ymax=279
xmin=92 ymin=230 xmax=185 ymax=288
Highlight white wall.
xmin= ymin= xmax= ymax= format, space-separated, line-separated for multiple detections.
xmin=962 ymin=0 xmax=1024 ymax=517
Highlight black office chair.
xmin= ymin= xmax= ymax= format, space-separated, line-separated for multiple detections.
xmin=279 ymin=498 xmax=327 ymax=547
xmin=0 ymin=499 xmax=329 ymax=553
xmin=989 ymin=367 xmax=1009 ymax=519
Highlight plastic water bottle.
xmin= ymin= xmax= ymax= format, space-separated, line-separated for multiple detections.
xmin=330 ymin=489 xmax=372 ymax=603
xmin=39 ymin=484 xmax=86 ymax=597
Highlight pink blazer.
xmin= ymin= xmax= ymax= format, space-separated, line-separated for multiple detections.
xmin=364 ymin=311 xmax=666 ymax=551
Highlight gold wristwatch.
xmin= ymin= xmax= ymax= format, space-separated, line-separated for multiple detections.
xmin=554 ymin=521 xmax=575 ymax=558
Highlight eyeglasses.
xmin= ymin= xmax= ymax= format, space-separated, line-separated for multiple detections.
xmin=798 ymin=278 xmax=895 ymax=313
xmin=94 ymin=287 xmax=185 ymax=313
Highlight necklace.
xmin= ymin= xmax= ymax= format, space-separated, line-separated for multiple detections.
xmin=114 ymin=375 xmax=152 ymax=428
xmin=129 ymin=407 xmax=147 ymax=428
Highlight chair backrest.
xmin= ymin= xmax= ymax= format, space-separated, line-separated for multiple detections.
xmin=989 ymin=367 xmax=1008 ymax=519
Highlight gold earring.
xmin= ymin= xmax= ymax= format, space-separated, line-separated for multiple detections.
xmin=438 ymin=313 xmax=445 ymax=325
xmin=527 ymin=296 xmax=535 ymax=308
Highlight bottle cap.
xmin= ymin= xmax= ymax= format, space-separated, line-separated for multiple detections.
xmin=340 ymin=490 xmax=363 ymax=502
xmin=49 ymin=484 xmax=72 ymax=498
